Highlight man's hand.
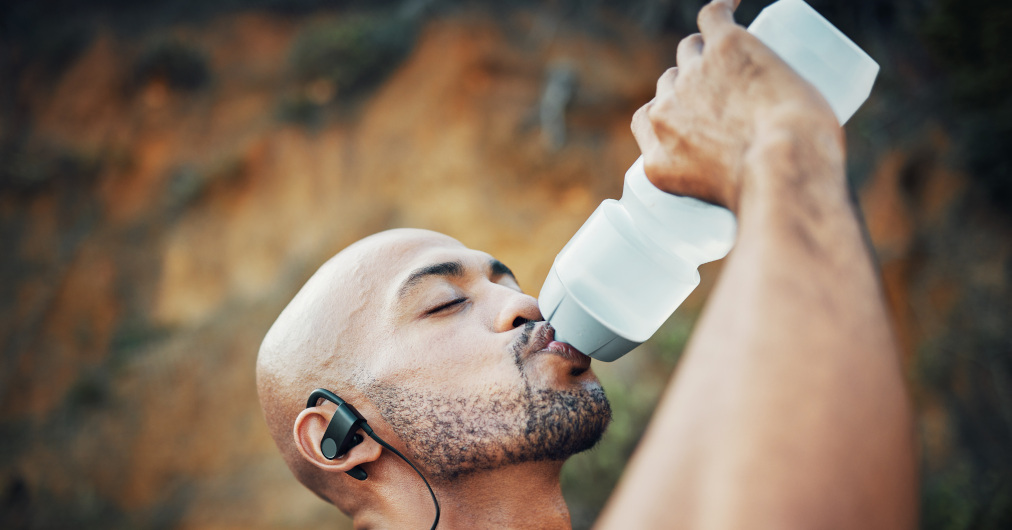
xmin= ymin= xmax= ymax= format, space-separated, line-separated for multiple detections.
xmin=632 ymin=0 xmax=841 ymax=211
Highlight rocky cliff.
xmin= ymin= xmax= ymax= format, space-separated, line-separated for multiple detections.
xmin=1 ymin=1 xmax=1009 ymax=528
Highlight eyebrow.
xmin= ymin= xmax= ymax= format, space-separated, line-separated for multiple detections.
xmin=490 ymin=259 xmax=515 ymax=281
xmin=397 ymin=259 xmax=517 ymax=300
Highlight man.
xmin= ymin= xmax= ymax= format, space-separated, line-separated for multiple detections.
xmin=257 ymin=0 xmax=917 ymax=528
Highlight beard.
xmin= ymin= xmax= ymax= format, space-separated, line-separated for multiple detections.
xmin=362 ymin=325 xmax=612 ymax=482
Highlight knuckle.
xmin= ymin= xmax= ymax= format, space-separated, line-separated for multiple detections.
xmin=632 ymin=102 xmax=653 ymax=130
xmin=698 ymin=2 xmax=718 ymax=22
xmin=631 ymin=108 xmax=645 ymax=131
xmin=646 ymin=99 xmax=673 ymax=131
xmin=646 ymin=99 xmax=661 ymax=120
xmin=658 ymin=67 xmax=678 ymax=87
xmin=682 ymin=33 xmax=702 ymax=50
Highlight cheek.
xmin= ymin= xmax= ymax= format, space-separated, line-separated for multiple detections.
xmin=389 ymin=326 xmax=522 ymax=390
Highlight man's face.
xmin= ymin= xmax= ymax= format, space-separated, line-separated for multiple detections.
xmin=348 ymin=230 xmax=610 ymax=481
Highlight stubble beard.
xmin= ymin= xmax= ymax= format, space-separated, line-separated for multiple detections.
xmin=362 ymin=323 xmax=612 ymax=482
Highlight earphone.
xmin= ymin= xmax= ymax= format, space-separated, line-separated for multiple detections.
xmin=306 ymin=388 xmax=441 ymax=529
xmin=306 ymin=389 xmax=369 ymax=479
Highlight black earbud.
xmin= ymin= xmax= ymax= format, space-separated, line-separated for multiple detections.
xmin=306 ymin=388 xmax=370 ymax=481
xmin=305 ymin=388 xmax=441 ymax=529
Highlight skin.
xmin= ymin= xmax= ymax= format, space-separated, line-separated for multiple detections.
xmin=599 ymin=1 xmax=917 ymax=528
xmin=259 ymin=0 xmax=917 ymax=527
xmin=258 ymin=229 xmax=606 ymax=529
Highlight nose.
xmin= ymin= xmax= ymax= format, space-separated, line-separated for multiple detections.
xmin=493 ymin=289 xmax=543 ymax=332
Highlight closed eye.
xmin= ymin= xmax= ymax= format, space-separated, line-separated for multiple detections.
xmin=426 ymin=298 xmax=466 ymax=315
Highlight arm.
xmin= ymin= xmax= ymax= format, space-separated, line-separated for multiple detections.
xmin=597 ymin=1 xmax=917 ymax=528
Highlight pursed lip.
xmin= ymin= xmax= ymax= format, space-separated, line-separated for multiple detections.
xmin=526 ymin=323 xmax=592 ymax=374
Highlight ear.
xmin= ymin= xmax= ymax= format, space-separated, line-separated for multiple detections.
xmin=293 ymin=406 xmax=383 ymax=475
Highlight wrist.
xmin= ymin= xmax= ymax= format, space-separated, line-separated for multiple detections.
xmin=739 ymin=116 xmax=846 ymax=209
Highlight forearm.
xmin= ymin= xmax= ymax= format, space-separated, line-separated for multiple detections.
xmin=599 ymin=130 xmax=917 ymax=529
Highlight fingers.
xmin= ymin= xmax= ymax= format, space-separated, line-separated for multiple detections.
xmin=631 ymin=101 xmax=661 ymax=156
xmin=631 ymin=101 xmax=653 ymax=142
xmin=676 ymin=34 xmax=703 ymax=68
xmin=656 ymin=67 xmax=678 ymax=95
xmin=697 ymin=0 xmax=737 ymax=40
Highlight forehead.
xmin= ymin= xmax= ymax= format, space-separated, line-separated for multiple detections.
xmin=346 ymin=230 xmax=495 ymax=295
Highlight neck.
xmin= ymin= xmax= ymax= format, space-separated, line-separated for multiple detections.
xmin=358 ymin=460 xmax=571 ymax=529
xmin=436 ymin=461 xmax=571 ymax=529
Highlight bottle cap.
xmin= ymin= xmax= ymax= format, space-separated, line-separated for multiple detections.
xmin=539 ymin=266 xmax=641 ymax=362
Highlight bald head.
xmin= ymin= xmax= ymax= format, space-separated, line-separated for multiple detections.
xmin=256 ymin=229 xmax=464 ymax=499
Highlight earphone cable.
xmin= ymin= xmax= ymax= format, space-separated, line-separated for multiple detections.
xmin=362 ymin=424 xmax=440 ymax=530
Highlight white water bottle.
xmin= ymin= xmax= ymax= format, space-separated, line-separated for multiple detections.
xmin=539 ymin=0 xmax=880 ymax=362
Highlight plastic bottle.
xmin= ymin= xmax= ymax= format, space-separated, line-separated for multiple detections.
xmin=538 ymin=0 xmax=880 ymax=362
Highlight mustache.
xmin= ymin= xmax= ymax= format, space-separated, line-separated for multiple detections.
xmin=510 ymin=321 xmax=540 ymax=365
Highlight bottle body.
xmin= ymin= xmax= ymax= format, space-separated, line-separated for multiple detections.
xmin=539 ymin=158 xmax=736 ymax=362
xmin=539 ymin=0 xmax=880 ymax=362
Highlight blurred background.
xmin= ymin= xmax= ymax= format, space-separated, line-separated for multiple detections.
xmin=1 ymin=0 xmax=1009 ymax=528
